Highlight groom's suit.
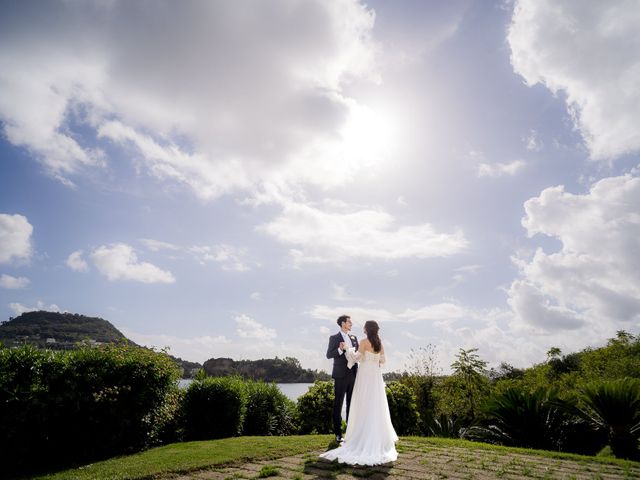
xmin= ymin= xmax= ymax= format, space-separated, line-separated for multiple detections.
xmin=326 ymin=331 xmax=359 ymax=437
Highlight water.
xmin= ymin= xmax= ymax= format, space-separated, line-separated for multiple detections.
xmin=178 ymin=379 xmax=313 ymax=401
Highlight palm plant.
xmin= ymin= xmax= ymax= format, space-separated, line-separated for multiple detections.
xmin=465 ymin=387 xmax=571 ymax=450
xmin=426 ymin=413 xmax=466 ymax=438
xmin=577 ymin=378 xmax=640 ymax=460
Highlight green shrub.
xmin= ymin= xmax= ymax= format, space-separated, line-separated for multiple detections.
xmin=243 ymin=381 xmax=296 ymax=436
xmin=385 ymin=381 xmax=420 ymax=435
xmin=151 ymin=385 xmax=186 ymax=444
xmin=426 ymin=413 xmax=466 ymax=438
xmin=400 ymin=374 xmax=436 ymax=434
xmin=465 ymin=387 xmax=580 ymax=451
xmin=578 ymin=378 xmax=640 ymax=460
xmin=183 ymin=376 xmax=246 ymax=440
xmin=296 ymin=380 xmax=334 ymax=434
xmin=0 ymin=343 xmax=180 ymax=475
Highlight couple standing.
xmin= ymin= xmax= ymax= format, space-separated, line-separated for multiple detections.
xmin=320 ymin=315 xmax=398 ymax=466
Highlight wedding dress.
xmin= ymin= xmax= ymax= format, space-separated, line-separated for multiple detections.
xmin=320 ymin=349 xmax=398 ymax=465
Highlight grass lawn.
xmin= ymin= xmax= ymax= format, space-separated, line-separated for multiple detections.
xmin=401 ymin=436 xmax=639 ymax=468
xmin=33 ymin=435 xmax=640 ymax=480
xmin=35 ymin=435 xmax=333 ymax=480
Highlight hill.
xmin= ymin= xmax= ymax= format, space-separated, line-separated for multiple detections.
xmin=203 ymin=356 xmax=330 ymax=383
xmin=0 ymin=311 xmax=127 ymax=344
xmin=0 ymin=311 xmax=330 ymax=382
xmin=0 ymin=311 xmax=202 ymax=377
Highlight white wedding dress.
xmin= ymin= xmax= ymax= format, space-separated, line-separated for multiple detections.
xmin=320 ymin=349 xmax=398 ymax=465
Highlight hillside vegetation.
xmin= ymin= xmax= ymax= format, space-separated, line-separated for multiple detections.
xmin=203 ymin=356 xmax=330 ymax=382
xmin=0 ymin=310 xmax=329 ymax=381
xmin=0 ymin=311 xmax=126 ymax=343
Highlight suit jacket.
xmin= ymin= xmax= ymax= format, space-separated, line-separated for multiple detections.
xmin=326 ymin=331 xmax=359 ymax=379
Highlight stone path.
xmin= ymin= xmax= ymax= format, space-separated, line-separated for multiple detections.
xmin=169 ymin=439 xmax=640 ymax=480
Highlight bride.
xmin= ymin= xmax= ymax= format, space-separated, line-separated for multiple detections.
xmin=320 ymin=320 xmax=398 ymax=466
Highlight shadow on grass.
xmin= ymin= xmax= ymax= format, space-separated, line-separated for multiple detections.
xmin=302 ymin=440 xmax=393 ymax=479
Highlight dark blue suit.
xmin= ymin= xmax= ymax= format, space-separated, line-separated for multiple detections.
xmin=326 ymin=331 xmax=358 ymax=437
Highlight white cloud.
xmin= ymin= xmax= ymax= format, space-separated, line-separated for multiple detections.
xmin=452 ymin=264 xmax=482 ymax=284
xmin=9 ymin=301 xmax=61 ymax=316
xmin=524 ymin=129 xmax=543 ymax=151
xmin=0 ymin=274 xmax=29 ymax=289
xmin=507 ymin=279 xmax=586 ymax=331
xmin=477 ymin=160 xmax=526 ymax=178
xmin=508 ymin=0 xmax=640 ymax=160
xmin=120 ymin=328 xmax=230 ymax=363
xmin=190 ymin=244 xmax=251 ymax=272
xmin=140 ymin=238 xmax=180 ymax=252
xmin=234 ymin=314 xmax=277 ymax=341
xmin=138 ymin=239 xmax=252 ymax=271
xmin=309 ymin=301 xmax=491 ymax=326
xmin=259 ymin=200 xmax=468 ymax=266
xmin=122 ymin=327 xmax=323 ymax=368
xmin=401 ymin=331 xmax=423 ymax=341
xmin=309 ymin=302 xmax=540 ymax=371
xmin=0 ymin=54 xmax=106 ymax=181
xmin=250 ymin=292 xmax=262 ymax=301
xmin=508 ymin=174 xmax=640 ymax=333
xmin=332 ymin=284 xmax=351 ymax=301
xmin=0 ymin=1 xmax=382 ymax=198
xmin=66 ymin=250 xmax=89 ymax=272
xmin=466 ymin=150 xmax=485 ymax=161
xmin=90 ymin=243 xmax=175 ymax=283
xmin=0 ymin=213 xmax=33 ymax=264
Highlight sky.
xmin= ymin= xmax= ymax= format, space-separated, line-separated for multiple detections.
xmin=1 ymin=0 xmax=639 ymax=374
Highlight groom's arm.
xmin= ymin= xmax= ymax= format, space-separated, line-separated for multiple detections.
xmin=326 ymin=335 xmax=342 ymax=359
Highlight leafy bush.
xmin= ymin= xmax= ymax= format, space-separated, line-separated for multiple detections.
xmin=385 ymin=381 xmax=420 ymax=435
xmin=399 ymin=374 xmax=436 ymax=434
xmin=296 ymin=380 xmax=334 ymax=434
xmin=465 ymin=387 xmax=579 ymax=451
xmin=492 ymin=332 xmax=640 ymax=397
xmin=0 ymin=343 xmax=180 ymax=475
xmin=151 ymin=386 xmax=186 ymax=444
xmin=183 ymin=376 xmax=247 ymax=440
xmin=426 ymin=413 xmax=466 ymax=438
xmin=578 ymin=379 xmax=640 ymax=460
xmin=244 ymin=381 xmax=297 ymax=436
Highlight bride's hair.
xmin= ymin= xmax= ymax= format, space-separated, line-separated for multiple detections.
xmin=364 ymin=320 xmax=381 ymax=353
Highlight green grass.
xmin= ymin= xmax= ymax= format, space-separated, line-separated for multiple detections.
xmin=401 ymin=436 xmax=640 ymax=468
xmin=35 ymin=435 xmax=332 ymax=480
xmin=256 ymin=465 xmax=279 ymax=477
xmin=31 ymin=434 xmax=640 ymax=480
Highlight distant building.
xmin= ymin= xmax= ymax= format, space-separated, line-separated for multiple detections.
xmin=46 ymin=338 xmax=56 ymax=344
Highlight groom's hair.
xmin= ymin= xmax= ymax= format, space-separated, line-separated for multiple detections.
xmin=337 ymin=315 xmax=350 ymax=326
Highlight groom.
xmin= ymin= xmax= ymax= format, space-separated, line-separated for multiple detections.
xmin=326 ymin=314 xmax=358 ymax=443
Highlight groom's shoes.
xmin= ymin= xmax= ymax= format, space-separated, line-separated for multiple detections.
xmin=335 ymin=435 xmax=344 ymax=443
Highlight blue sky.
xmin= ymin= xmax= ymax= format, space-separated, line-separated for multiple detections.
xmin=1 ymin=0 xmax=639 ymax=373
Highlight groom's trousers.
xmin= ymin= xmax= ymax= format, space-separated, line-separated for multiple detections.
xmin=333 ymin=370 xmax=356 ymax=436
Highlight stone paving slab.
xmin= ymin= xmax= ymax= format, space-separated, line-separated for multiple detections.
xmin=164 ymin=439 xmax=640 ymax=480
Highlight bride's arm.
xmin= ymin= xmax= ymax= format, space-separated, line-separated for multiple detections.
xmin=346 ymin=338 xmax=370 ymax=368
xmin=379 ymin=345 xmax=386 ymax=366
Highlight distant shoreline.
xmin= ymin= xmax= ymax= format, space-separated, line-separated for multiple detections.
xmin=178 ymin=379 xmax=313 ymax=401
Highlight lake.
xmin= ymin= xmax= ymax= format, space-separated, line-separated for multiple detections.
xmin=178 ymin=379 xmax=313 ymax=401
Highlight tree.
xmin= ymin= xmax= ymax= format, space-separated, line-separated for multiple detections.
xmin=489 ymin=362 xmax=524 ymax=382
xmin=450 ymin=348 xmax=489 ymax=421
xmin=547 ymin=347 xmax=562 ymax=360
xmin=405 ymin=344 xmax=441 ymax=378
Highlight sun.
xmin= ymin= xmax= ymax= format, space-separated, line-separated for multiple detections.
xmin=341 ymin=102 xmax=397 ymax=170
